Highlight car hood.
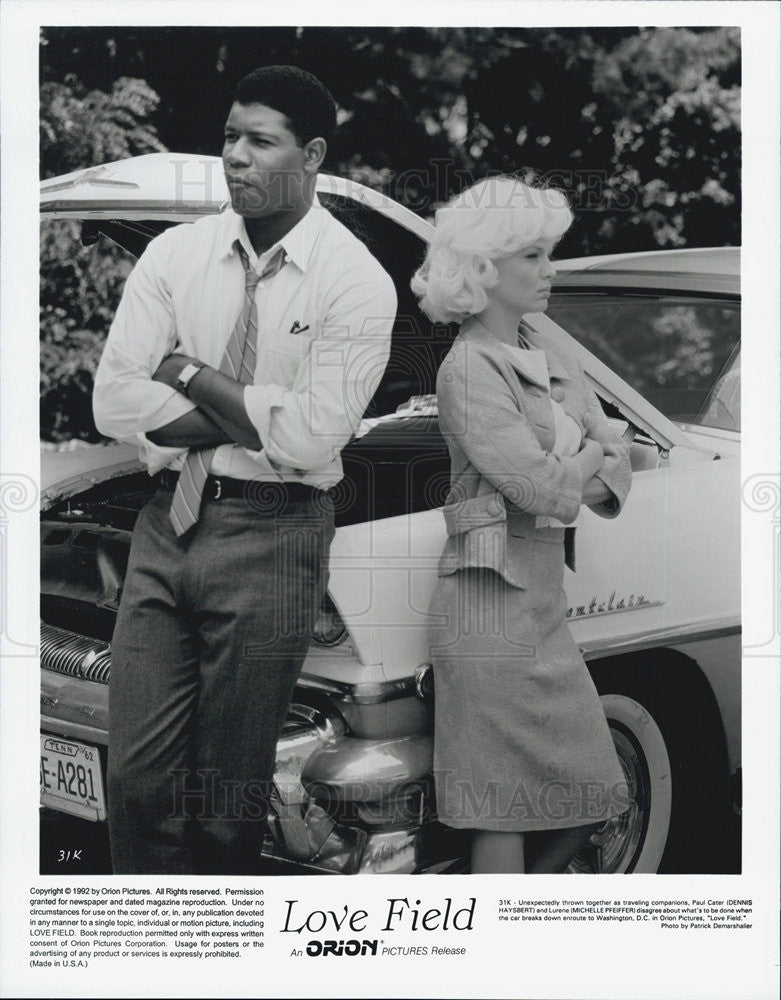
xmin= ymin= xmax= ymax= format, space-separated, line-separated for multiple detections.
xmin=552 ymin=246 xmax=739 ymax=297
xmin=41 ymin=443 xmax=144 ymax=509
xmin=40 ymin=152 xmax=432 ymax=238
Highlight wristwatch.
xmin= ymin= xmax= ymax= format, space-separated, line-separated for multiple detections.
xmin=176 ymin=361 xmax=206 ymax=397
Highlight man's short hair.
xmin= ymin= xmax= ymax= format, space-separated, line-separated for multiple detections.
xmin=234 ymin=65 xmax=337 ymax=146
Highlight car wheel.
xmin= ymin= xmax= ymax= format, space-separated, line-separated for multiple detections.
xmin=567 ymin=694 xmax=672 ymax=874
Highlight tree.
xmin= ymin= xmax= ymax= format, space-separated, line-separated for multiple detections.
xmin=40 ymin=221 xmax=135 ymax=441
xmin=39 ymin=27 xmax=741 ymax=441
xmin=40 ymin=75 xmax=166 ymax=179
xmin=39 ymin=27 xmax=740 ymax=251
xmin=589 ymin=27 xmax=740 ymax=250
xmin=40 ymin=74 xmax=166 ymax=440
xmin=326 ymin=25 xmax=740 ymax=250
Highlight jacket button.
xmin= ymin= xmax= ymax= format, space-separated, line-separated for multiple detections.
xmin=551 ymin=385 xmax=565 ymax=402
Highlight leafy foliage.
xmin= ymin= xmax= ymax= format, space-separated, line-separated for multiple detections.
xmin=40 ymin=74 xmax=165 ymax=440
xmin=40 ymin=220 xmax=135 ymax=441
xmin=39 ymin=27 xmax=741 ymax=250
xmin=40 ymin=76 xmax=166 ymax=179
xmin=39 ymin=27 xmax=740 ymax=441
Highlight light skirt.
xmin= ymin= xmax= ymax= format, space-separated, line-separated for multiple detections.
xmin=429 ymin=535 xmax=630 ymax=832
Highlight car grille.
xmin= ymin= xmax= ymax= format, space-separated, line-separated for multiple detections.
xmin=40 ymin=622 xmax=111 ymax=684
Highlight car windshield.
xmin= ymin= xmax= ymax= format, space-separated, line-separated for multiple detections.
xmin=546 ymin=294 xmax=740 ymax=431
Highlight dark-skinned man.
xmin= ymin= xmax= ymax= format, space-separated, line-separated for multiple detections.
xmin=94 ymin=66 xmax=396 ymax=874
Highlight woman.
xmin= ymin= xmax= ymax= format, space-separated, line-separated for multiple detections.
xmin=412 ymin=177 xmax=632 ymax=874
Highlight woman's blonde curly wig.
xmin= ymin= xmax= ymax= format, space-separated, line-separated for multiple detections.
xmin=411 ymin=176 xmax=573 ymax=324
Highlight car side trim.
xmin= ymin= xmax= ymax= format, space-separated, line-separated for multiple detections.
xmin=580 ymin=617 xmax=741 ymax=660
xmin=297 ymin=620 xmax=741 ymax=704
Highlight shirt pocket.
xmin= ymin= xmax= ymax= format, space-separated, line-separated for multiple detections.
xmin=265 ymin=323 xmax=316 ymax=359
xmin=258 ymin=320 xmax=316 ymax=387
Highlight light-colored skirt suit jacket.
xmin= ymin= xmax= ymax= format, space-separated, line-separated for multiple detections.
xmin=430 ymin=320 xmax=633 ymax=832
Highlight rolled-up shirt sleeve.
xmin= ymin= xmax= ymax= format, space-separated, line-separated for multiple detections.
xmin=242 ymin=259 xmax=396 ymax=471
xmin=93 ymin=232 xmax=196 ymax=471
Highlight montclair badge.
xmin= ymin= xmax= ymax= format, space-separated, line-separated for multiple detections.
xmin=289 ymin=321 xmax=310 ymax=335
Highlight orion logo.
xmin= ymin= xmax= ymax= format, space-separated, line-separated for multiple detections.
xmin=305 ymin=939 xmax=378 ymax=957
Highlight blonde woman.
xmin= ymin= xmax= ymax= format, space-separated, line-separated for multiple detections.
xmin=412 ymin=177 xmax=632 ymax=874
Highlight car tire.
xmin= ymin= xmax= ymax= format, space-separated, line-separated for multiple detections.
xmin=567 ymin=693 xmax=672 ymax=874
xmin=575 ymin=653 xmax=737 ymax=874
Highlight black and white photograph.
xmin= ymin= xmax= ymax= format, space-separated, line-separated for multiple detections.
xmin=1 ymin=3 xmax=779 ymax=998
xmin=36 ymin=19 xmax=743 ymax=878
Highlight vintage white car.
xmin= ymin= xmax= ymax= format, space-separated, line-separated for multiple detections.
xmin=40 ymin=154 xmax=740 ymax=875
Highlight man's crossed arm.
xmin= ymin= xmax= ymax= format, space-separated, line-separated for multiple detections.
xmin=94 ymin=235 xmax=397 ymax=473
xmin=147 ymin=354 xmax=261 ymax=451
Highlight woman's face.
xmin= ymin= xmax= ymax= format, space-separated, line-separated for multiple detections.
xmin=488 ymin=240 xmax=557 ymax=317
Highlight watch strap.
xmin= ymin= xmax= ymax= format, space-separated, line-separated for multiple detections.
xmin=176 ymin=361 xmax=206 ymax=397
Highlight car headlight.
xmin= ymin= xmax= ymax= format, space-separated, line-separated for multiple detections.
xmin=311 ymin=593 xmax=347 ymax=646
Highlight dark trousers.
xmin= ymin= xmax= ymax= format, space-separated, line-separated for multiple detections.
xmin=106 ymin=487 xmax=335 ymax=874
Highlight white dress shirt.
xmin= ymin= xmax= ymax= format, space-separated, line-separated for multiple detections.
xmin=93 ymin=197 xmax=397 ymax=487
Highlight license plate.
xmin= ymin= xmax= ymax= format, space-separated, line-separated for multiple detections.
xmin=40 ymin=735 xmax=106 ymax=821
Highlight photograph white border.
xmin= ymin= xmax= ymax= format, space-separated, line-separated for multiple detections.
xmin=2 ymin=3 xmax=778 ymax=998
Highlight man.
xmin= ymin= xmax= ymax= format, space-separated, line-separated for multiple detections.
xmin=93 ymin=66 xmax=396 ymax=874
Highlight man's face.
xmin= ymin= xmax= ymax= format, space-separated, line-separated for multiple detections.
xmin=222 ymin=102 xmax=310 ymax=219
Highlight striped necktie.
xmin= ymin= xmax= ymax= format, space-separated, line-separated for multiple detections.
xmin=169 ymin=243 xmax=287 ymax=537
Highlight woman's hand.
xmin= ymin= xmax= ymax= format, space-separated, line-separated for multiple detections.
xmin=574 ymin=438 xmax=604 ymax=482
xmin=581 ymin=475 xmax=613 ymax=505
xmin=552 ymin=407 xmax=582 ymax=458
